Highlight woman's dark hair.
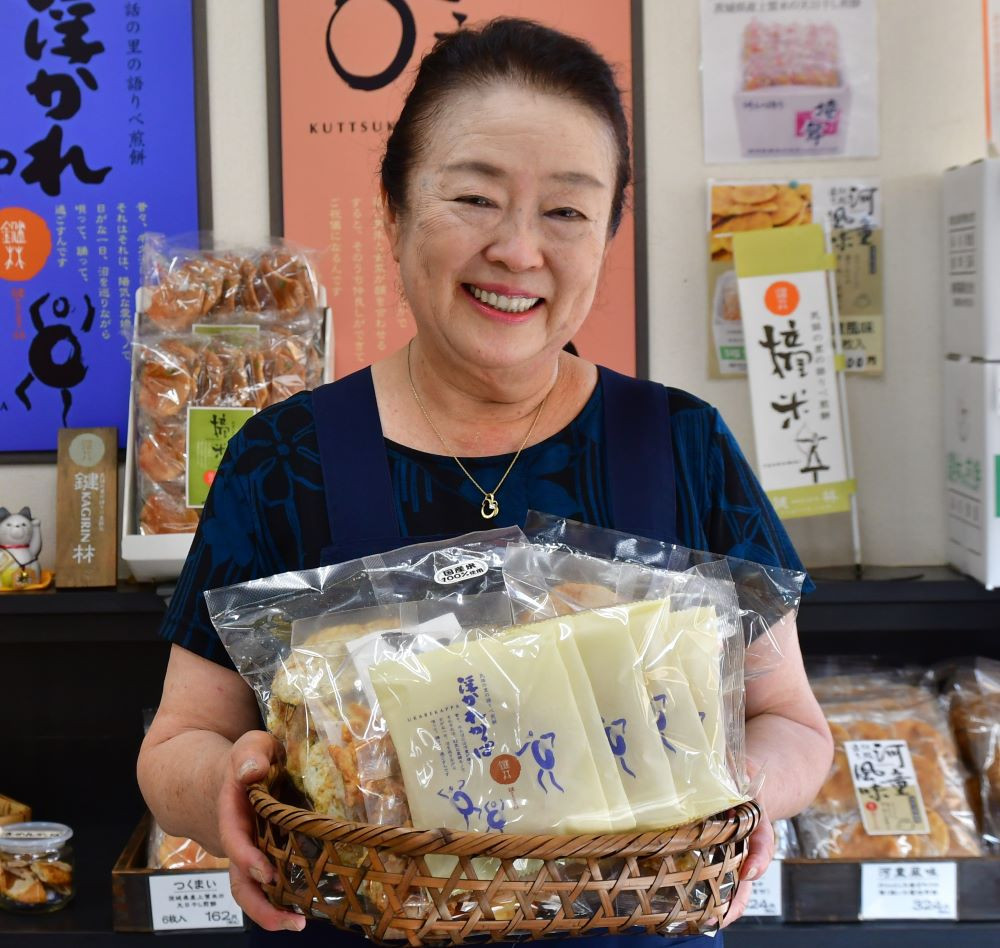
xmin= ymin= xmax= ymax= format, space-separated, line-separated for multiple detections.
xmin=381 ymin=18 xmax=631 ymax=235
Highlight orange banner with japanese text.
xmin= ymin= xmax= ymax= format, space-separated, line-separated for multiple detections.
xmin=274 ymin=0 xmax=637 ymax=379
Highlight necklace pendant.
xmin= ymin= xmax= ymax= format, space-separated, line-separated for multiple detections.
xmin=481 ymin=494 xmax=500 ymax=520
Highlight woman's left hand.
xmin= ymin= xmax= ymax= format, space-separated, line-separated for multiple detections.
xmin=720 ymin=812 xmax=774 ymax=929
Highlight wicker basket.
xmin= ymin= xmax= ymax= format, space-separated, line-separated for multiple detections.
xmin=250 ymin=768 xmax=760 ymax=945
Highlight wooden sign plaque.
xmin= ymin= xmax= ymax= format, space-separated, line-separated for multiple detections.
xmin=55 ymin=428 xmax=118 ymax=588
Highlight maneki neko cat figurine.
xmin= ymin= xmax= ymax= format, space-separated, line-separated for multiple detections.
xmin=0 ymin=507 xmax=43 ymax=589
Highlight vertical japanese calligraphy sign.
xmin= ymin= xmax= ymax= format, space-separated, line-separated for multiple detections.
xmin=0 ymin=1 xmax=207 ymax=452
xmin=269 ymin=0 xmax=643 ymax=380
xmin=733 ymin=224 xmax=855 ymax=520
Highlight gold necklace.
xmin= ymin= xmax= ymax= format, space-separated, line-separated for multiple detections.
xmin=406 ymin=341 xmax=551 ymax=520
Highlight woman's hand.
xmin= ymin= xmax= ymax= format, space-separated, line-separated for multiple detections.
xmin=218 ymin=730 xmax=306 ymax=933
xmin=720 ymin=812 xmax=774 ymax=929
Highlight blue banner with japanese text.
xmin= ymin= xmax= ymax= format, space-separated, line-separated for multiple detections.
xmin=0 ymin=0 xmax=201 ymax=451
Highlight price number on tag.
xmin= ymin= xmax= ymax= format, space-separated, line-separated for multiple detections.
xmin=148 ymin=871 xmax=246 ymax=931
xmin=860 ymin=862 xmax=957 ymax=920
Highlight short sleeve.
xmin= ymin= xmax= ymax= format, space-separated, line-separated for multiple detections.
xmin=158 ymin=441 xmax=264 ymax=670
xmin=670 ymin=390 xmax=815 ymax=594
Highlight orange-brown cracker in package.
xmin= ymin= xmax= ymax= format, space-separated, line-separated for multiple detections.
xmin=944 ymin=657 xmax=1000 ymax=849
xmin=795 ymin=671 xmax=983 ymax=859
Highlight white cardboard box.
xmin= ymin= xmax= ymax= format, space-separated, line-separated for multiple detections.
xmin=944 ymin=356 xmax=1000 ymax=589
xmin=942 ymin=158 xmax=1000 ymax=359
xmin=121 ymin=295 xmax=332 ymax=583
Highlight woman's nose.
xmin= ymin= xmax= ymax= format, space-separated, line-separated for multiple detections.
xmin=483 ymin=211 xmax=544 ymax=271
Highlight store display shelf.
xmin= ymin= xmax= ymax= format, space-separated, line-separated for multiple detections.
xmin=0 ymin=821 xmax=248 ymax=946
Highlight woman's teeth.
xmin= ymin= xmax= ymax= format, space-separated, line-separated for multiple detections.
xmin=468 ymin=285 xmax=540 ymax=314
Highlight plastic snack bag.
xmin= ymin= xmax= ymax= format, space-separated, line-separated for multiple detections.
xmin=141 ymin=234 xmax=320 ymax=330
xmin=522 ymin=511 xmax=806 ymax=680
xmin=371 ymin=618 xmax=631 ymax=835
xmin=147 ymin=823 xmax=228 ymax=870
xmin=943 ymin=657 xmax=1000 ymax=849
xmin=796 ymin=667 xmax=983 ymax=859
xmin=505 ymin=539 xmax=749 ymax=823
xmin=205 ymin=528 xmax=524 ymax=820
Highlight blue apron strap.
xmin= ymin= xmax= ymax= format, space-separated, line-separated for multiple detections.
xmin=311 ymin=366 xmax=401 ymax=549
xmin=598 ymin=365 xmax=677 ymax=544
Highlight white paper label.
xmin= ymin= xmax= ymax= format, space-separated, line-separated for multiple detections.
xmin=860 ymin=862 xmax=957 ymax=920
xmin=844 ymin=739 xmax=929 ymax=835
xmin=743 ymin=859 xmax=783 ymax=917
xmin=434 ymin=559 xmax=489 ymax=585
xmin=148 ymin=872 xmax=245 ymax=931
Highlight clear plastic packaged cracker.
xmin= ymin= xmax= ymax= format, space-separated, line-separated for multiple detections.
xmin=522 ymin=511 xmax=806 ymax=679
xmin=796 ymin=666 xmax=983 ymax=859
xmin=943 ymin=657 xmax=1000 ymax=849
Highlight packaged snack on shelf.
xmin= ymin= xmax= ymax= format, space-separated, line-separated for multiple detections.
xmin=943 ymin=657 xmax=1000 ymax=849
xmin=795 ymin=668 xmax=983 ymax=859
xmin=141 ymin=234 xmax=320 ymax=330
xmin=132 ymin=321 xmax=325 ymax=536
xmin=522 ymin=511 xmax=805 ymax=679
xmin=147 ymin=822 xmax=228 ymax=870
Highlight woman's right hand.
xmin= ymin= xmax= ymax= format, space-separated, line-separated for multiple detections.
xmin=217 ymin=730 xmax=306 ymax=932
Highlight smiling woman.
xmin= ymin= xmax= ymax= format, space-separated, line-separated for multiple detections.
xmin=137 ymin=17 xmax=832 ymax=948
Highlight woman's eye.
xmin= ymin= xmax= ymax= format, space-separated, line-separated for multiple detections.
xmin=548 ymin=207 xmax=586 ymax=220
xmin=456 ymin=195 xmax=494 ymax=208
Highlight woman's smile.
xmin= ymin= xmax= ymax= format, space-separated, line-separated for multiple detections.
xmin=461 ymin=282 xmax=545 ymax=322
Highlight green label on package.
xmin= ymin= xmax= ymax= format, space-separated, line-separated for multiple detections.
xmin=186 ymin=407 xmax=256 ymax=508
xmin=845 ymin=740 xmax=930 ymax=836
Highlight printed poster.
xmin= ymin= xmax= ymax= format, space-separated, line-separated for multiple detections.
xmin=733 ymin=224 xmax=854 ymax=520
xmin=708 ymin=177 xmax=883 ymax=377
xmin=275 ymin=0 xmax=638 ymax=379
xmin=0 ymin=1 xmax=202 ymax=452
xmin=700 ymin=0 xmax=879 ymax=163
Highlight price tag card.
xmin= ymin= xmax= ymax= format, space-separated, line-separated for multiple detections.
xmin=148 ymin=871 xmax=245 ymax=931
xmin=861 ymin=862 xmax=957 ymax=920
xmin=844 ymin=740 xmax=930 ymax=835
xmin=743 ymin=859 xmax=782 ymax=917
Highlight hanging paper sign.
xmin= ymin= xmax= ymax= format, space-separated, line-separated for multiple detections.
xmin=699 ymin=0 xmax=879 ymax=163
xmin=273 ymin=0 xmax=639 ymax=379
xmin=707 ymin=177 xmax=883 ymax=378
xmin=0 ymin=2 xmax=203 ymax=452
xmin=733 ymin=224 xmax=854 ymax=520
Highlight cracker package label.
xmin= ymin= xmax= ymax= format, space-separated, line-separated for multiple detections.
xmin=371 ymin=627 xmax=626 ymax=836
xmin=845 ymin=740 xmax=931 ymax=836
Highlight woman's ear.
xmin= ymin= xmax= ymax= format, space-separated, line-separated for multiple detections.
xmin=381 ymin=184 xmax=402 ymax=263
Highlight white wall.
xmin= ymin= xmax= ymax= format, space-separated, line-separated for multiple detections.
xmin=0 ymin=0 xmax=985 ymax=573
xmin=645 ymin=0 xmax=984 ymax=566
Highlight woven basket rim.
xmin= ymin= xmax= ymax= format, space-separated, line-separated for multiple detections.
xmin=249 ymin=767 xmax=761 ymax=859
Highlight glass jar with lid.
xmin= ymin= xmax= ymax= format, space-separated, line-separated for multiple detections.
xmin=0 ymin=822 xmax=75 ymax=913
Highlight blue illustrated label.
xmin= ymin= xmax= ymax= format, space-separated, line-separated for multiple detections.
xmin=651 ymin=694 xmax=677 ymax=753
xmin=603 ymin=716 xmax=636 ymax=778
xmin=515 ymin=731 xmax=564 ymax=793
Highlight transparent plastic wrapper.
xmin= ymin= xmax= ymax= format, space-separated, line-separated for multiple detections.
xmin=147 ymin=823 xmax=228 ymax=871
xmin=943 ymin=657 xmax=1000 ymax=849
xmin=522 ymin=511 xmax=805 ymax=679
xmin=141 ymin=233 xmax=320 ymax=331
xmin=132 ymin=323 xmax=324 ymax=535
xmin=204 ymin=529 xmax=525 ymax=817
xmin=772 ymin=818 xmax=799 ymax=859
xmin=365 ymin=526 xmax=524 ymax=606
xmin=504 ymin=541 xmax=749 ymax=828
xmin=795 ymin=667 xmax=983 ymax=859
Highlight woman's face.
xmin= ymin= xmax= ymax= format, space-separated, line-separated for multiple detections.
xmin=385 ymin=84 xmax=618 ymax=373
